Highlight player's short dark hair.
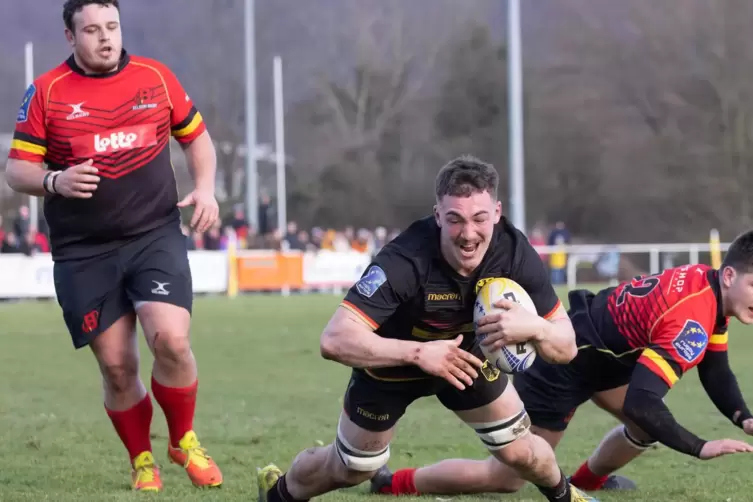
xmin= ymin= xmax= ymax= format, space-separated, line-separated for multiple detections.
xmin=721 ymin=230 xmax=753 ymax=273
xmin=435 ymin=155 xmax=499 ymax=201
xmin=63 ymin=0 xmax=120 ymax=31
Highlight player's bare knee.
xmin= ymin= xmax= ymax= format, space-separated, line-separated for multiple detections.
xmin=152 ymin=330 xmax=192 ymax=365
xmin=100 ymin=359 xmax=139 ymax=395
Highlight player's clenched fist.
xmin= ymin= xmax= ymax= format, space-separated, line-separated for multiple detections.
xmin=47 ymin=159 xmax=100 ymax=199
xmin=698 ymin=439 xmax=753 ymax=460
xmin=413 ymin=335 xmax=483 ymax=391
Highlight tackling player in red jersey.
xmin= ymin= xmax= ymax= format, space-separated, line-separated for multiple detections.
xmin=5 ymin=0 xmax=222 ymax=491
xmin=371 ymin=231 xmax=753 ymax=497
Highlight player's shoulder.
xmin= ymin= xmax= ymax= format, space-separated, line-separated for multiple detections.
xmin=128 ymin=54 xmax=169 ymax=69
xmin=127 ymin=55 xmax=179 ymax=80
xmin=32 ymin=60 xmax=75 ymax=94
xmin=664 ymin=263 xmax=716 ymax=299
xmin=487 ymin=216 xmax=535 ymax=266
xmin=374 ymin=216 xmax=437 ymax=272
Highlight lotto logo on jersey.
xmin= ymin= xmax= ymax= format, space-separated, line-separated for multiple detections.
xmin=69 ymin=123 xmax=158 ymax=157
xmin=672 ymin=319 xmax=708 ymax=363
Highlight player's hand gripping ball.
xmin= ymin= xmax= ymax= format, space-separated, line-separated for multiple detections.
xmin=473 ymin=278 xmax=538 ymax=374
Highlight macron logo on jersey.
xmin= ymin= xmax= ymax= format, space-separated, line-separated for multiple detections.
xmin=69 ymin=123 xmax=158 ymax=158
xmin=672 ymin=319 xmax=708 ymax=363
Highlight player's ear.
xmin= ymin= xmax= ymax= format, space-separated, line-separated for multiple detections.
xmin=493 ymin=199 xmax=502 ymax=224
xmin=64 ymin=29 xmax=75 ymax=47
xmin=433 ymin=204 xmax=441 ymax=227
xmin=721 ymin=266 xmax=736 ymax=288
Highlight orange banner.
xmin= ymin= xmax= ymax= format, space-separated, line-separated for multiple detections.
xmin=236 ymin=252 xmax=304 ymax=291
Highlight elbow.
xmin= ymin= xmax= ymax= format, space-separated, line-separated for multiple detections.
xmin=539 ymin=329 xmax=578 ymax=364
xmin=558 ymin=338 xmax=579 ymax=364
xmin=319 ymin=330 xmax=340 ymax=361
xmin=5 ymin=165 xmax=19 ymax=191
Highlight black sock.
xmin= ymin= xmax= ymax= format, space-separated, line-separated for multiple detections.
xmin=266 ymin=474 xmax=310 ymax=502
xmin=536 ymin=470 xmax=571 ymax=502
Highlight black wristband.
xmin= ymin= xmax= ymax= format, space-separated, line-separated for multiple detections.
xmin=42 ymin=172 xmax=53 ymax=194
xmin=51 ymin=172 xmax=60 ymax=194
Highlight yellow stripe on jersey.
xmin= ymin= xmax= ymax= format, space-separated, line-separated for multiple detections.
xmin=10 ymin=139 xmax=46 ymax=157
xmin=710 ymin=333 xmax=728 ymax=345
xmin=642 ymin=348 xmax=679 ymax=385
xmin=172 ymin=111 xmax=203 ymax=138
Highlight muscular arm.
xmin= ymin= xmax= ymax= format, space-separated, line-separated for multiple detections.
xmin=180 ymin=130 xmax=216 ymax=193
xmin=698 ymin=349 xmax=753 ymax=427
xmin=5 ymin=159 xmax=48 ymax=197
xmin=320 ymin=307 xmax=422 ymax=368
xmin=531 ymin=304 xmax=577 ymax=364
xmin=623 ymin=364 xmax=707 ymax=457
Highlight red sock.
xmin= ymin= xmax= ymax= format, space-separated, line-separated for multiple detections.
xmin=384 ymin=468 xmax=419 ymax=496
xmin=151 ymin=376 xmax=198 ymax=448
xmin=570 ymin=461 xmax=609 ymax=490
xmin=105 ymin=394 xmax=153 ymax=464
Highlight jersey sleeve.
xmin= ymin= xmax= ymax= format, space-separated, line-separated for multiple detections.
xmin=8 ymin=82 xmax=47 ymax=164
xmin=160 ymin=65 xmax=206 ymax=144
xmin=340 ymin=247 xmax=420 ymax=330
xmin=707 ymin=322 xmax=729 ymax=352
xmin=637 ymin=299 xmax=713 ymax=388
xmin=510 ymin=233 xmax=561 ymax=319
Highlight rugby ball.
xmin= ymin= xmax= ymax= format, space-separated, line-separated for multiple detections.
xmin=473 ymin=278 xmax=538 ymax=374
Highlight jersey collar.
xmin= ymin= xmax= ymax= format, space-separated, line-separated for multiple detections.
xmin=66 ymin=49 xmax=131 ymax=78
xmin=707 ymin=269 xmax=728 ymax=331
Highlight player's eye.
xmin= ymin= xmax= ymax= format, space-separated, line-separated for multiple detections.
xmin=107 ymin=22 xmax=119 ymax=30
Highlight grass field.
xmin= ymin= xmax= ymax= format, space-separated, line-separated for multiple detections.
xmin=2 ymin=288 xmax=753 ymax=501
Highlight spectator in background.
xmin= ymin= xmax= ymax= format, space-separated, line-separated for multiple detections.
xmin=203 ymin=221 xmax=222 ymax=250
xmin=1 ymin=232 xmax=26 ymax=254
xmin=258 ymin=192 xmax=272 ymax=236
xmin=283 ymin=221 xmax=304 ymax=250
xmin=373 ymin=226 xmax=388 ymax=255
xmin=309 ymin=227 xmax=324 ymax=250
xmin=30 ymin=230 xmax=50 ymax=253
xmin=224 ymin=203 xmax=249 ymax=246
xmin=547 ymin=221 xmax=571 ymax=285
xmin=343 ymin=225 xmax=355 ymax=246
xmin=13 ymin=205 xmax=30 ymax=240
xmin=351 ymin=228 xmax=371 ymax=253
xmin=528 ymin=227 xmax=547 ymax=261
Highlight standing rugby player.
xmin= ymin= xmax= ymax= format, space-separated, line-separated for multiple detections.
xmin=5 ymin=0 xmax=222 ymax=491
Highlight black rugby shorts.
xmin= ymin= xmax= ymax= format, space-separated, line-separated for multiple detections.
xmin=53 ymin=222 xmax=193 ymax=348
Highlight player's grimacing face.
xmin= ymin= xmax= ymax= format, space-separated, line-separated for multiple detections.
xmin=434 ymin=191 xmax=501 ymax=276
xmin=65 ymin=4 xmax=122 ymax=73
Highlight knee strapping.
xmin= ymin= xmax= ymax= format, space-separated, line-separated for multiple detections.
xmin=470 ymin=409 xmax=531 ymax=451
xmin=622 ymin=425 xmax=656 ymax=450
xmin=335 ymin=421 xmax=390 ymax=472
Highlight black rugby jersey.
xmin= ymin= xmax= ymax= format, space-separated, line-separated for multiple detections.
xmin=341 ymin=215 xmax=561 ymax=381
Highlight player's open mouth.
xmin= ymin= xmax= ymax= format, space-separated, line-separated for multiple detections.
xmin=458 ymin=243 xmax=479 ymax=258
xmin=99 ymin=46 xmax=113 ymax=57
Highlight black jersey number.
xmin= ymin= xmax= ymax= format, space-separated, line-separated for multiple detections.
xmin=616 ymin=275 xmax=660 ymax=306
